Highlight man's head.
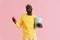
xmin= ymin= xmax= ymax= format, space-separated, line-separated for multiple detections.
xmin=26 ymin=4 xmax=33 ymax=15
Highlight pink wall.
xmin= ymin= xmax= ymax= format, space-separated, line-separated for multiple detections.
xmin=0 ymin=0 xmax=60 ymax=40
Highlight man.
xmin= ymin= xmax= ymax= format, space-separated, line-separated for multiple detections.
xmin=12 ymin=4 xmax=43 ymax=40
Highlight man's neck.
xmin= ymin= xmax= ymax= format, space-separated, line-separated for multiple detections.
xmin=27 ymin=13 xmax=32 ymax=16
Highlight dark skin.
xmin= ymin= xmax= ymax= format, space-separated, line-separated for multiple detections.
xmin=12 ymin=4 xmax=43 ymax=28
xmin=36 ymin=23 xmax=43 ymax=28
xmin=12 ymin=17 xmax=16 ymax=24
xmin=26 ymin=5 xmax=32 ymax=15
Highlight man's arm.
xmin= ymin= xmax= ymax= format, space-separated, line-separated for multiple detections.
xmin=12 ymin=16 xmax=23 ymax=28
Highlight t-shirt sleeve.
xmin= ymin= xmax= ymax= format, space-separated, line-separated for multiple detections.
xmin=16 ymin=16 xmax=23 ymax=28
xmin=33 ymin=14 xmax=37 ymax=19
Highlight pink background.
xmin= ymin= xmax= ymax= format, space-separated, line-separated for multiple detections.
xmin=0 ymin=0 xmax=60 ymax=40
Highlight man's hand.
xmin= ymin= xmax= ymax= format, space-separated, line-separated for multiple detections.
xmin=12 ymin=17 xmax=16 ymax=24
xmin=37 ymin=23 xmax=43 ymax=28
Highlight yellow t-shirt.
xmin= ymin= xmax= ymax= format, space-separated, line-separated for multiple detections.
xmin=16 ymin=14 xmax=36 ymax=37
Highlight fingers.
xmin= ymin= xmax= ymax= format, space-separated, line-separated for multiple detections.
xmin=12 ymin=16 xmax=14 ymax=20
xmin=37 ymin=23 xmax=43 ymax=28
xmin=12 ymin=16 xmax=16 ymax=24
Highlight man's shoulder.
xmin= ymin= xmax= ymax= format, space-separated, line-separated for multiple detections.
xmin=32 ymin=14 xmax=37 ymax=17
xmin=32 ymin=14 xmax=36 ymax=16
xmin=21 ymin=14 xmax=26 ymax=17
